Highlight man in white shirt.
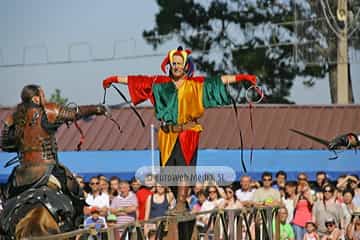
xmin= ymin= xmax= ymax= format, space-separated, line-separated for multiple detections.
xmin=235 ymin=175 xmax=255 ymax=207
xmin=85 ymin=176 xmax=110 ymax=217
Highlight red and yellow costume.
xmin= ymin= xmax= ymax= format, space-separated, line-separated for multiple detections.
xmin=103 ymin=47 xmax=257 ymax=167
xmin=127 ymin=73 xmax=255 ymax=166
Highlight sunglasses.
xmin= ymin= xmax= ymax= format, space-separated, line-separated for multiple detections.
xmin=298 ymin=178 xmax=307 ymax=181
xmin=209 ymin=190 xmax=217 ymax=193
xmin=324 ymin=189 xmax=333 ymax=193
xmin=263 ymin=178 xmax=272 ymax=182
xmin=90 ymin=182 xmax=100 ymax=185
xmin=325 ymin=223 xmax=335 ymax=227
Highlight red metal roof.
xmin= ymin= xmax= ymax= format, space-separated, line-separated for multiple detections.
xmin=1 ymin=105 xmax=360 ymax=151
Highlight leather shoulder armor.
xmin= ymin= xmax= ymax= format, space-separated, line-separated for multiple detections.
xmin=43 ymin=103 xmax=60 ymax=124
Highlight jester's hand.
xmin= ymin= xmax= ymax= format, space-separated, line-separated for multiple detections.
xmin=328 ymin=133 xmax=359 ymax=150
xmin=102 ymin=76 xmax=118 ymax=89
xmin=235 ymin=74 xmax=257 ymax=86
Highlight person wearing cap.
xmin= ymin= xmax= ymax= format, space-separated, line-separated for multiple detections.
xmin=102 ymin=46 xmax=257 ymax=240
xmin=321 ymin=218 xmax=341 ymax=240
xmin=84 ymin=207 xmax=107 ymax=239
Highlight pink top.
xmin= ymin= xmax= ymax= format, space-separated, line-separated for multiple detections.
xmin=192 ymin=203 xmax=202 ymax=212
xmin=292 ymin=199 xmax=312 ymax=227
xmin=303 ymin=232 xmax=319 ymax=240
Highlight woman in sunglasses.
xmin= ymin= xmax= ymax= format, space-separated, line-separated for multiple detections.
xmin=197 ymin=186 xmax=225 ymax=229
xmin=312 ymin=184 xmax=344 ymax=237
xmin=292 ymin=178 xmax=314 ymax=240
xmin=220 ymin=185 xmax=241 ymax=209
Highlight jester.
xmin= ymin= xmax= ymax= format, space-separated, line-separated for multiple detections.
xmin=0 ymin=84 xmax=109 ymax=235
xmin=103 ymin=45 xmax=256 ymax=210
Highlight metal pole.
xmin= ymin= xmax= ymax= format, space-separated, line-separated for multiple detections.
xmin=337 ymin=0 xmax=349 ymax=104
xmin=151 ymin=124 xmax=155 ymax=175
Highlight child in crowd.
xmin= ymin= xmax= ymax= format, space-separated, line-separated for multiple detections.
xmin=84 ymin=207 xmax=107 ymax=240
xmin=321 ymin=218 xmax=342 ymax=240
xmin=303 ymin=222 xmax=319 ymax=240
xmin=106 ymin=213 xmax=117 ymax=227
xmin=84 ymin=207 xmax=107 ymax=230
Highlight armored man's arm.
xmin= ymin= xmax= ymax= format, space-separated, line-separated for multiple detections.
xmin=46 ymin=103 xmax=108 ymax=125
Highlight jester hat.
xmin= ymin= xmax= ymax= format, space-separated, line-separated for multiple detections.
xmin=161 ymin=46 xmax=195 ymax=77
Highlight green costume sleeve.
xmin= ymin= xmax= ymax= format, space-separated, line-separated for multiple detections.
xmin=202 ymin=76 xmax=232 ymax=108
xmin=152 ymin=82 xmax=178 ymax=124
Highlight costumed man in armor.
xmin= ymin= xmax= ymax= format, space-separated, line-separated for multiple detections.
xmin=328 ymin=133 xmax=360 ymax=150
xmin=102 ymin=46 xmax=258 ymax=240
xmin=0 ymin=84 xmax=108 ymax=236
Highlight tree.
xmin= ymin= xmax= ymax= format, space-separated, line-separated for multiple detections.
xmin=143 ymin=0 xmax=358 ymax=103
xmin=49 ymin=89 xmax=68 ymax=105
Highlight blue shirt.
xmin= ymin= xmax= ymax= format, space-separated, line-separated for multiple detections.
xmin=84 ymin=216 xmax=107 ymax=231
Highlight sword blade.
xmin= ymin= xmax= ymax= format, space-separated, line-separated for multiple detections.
xmin=289 ymin=128 xmax=330 ymax=146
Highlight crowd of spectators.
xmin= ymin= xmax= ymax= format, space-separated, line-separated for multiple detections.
xmin=8 ymin=170 xmax=359 ymax=240
xmin=77 ymin=171 xmax=360 ymax=239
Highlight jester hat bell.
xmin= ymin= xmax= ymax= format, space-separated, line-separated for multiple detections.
xmin=161 ymin=46 xmax=195 ymax=77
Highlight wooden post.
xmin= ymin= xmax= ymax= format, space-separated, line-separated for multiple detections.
xmin=336 ymin=0 xmax=349 ymax=104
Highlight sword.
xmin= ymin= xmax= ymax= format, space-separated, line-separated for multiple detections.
xmin=289 ymin=129 xmax=330 ymax=146
xmin=289 ymin=129 xmax=338 ymax=160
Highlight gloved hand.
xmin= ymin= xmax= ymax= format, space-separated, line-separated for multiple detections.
xmin=235 ymin=74 xmax=257 ymax=85
xmin=102 ymin=76 xmax=118 ymax=89
xmin=328 ymin=133 xmax=359 ymax=150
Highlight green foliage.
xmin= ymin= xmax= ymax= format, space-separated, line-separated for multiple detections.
xmin=49 ymin=89 xmax=68 ymax=106
xmin=142 ymin=0 xmax=337 ymax=103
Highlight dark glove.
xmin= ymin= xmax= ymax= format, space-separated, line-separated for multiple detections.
xmin=102 ymin=76 xmax=118 ymax=89
xmin=76 ymin=104 xmax=109 ymax=119
xmin=328 ymin=133 xmax=359 ymax=150
xmin=95 ymin=104 xmax=111 ymax=117
xmin=100 ymin=104 xmax=111 ymax=118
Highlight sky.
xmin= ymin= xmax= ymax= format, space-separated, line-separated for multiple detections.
xmin=0 ymin=0 xmax=359 ymax=107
